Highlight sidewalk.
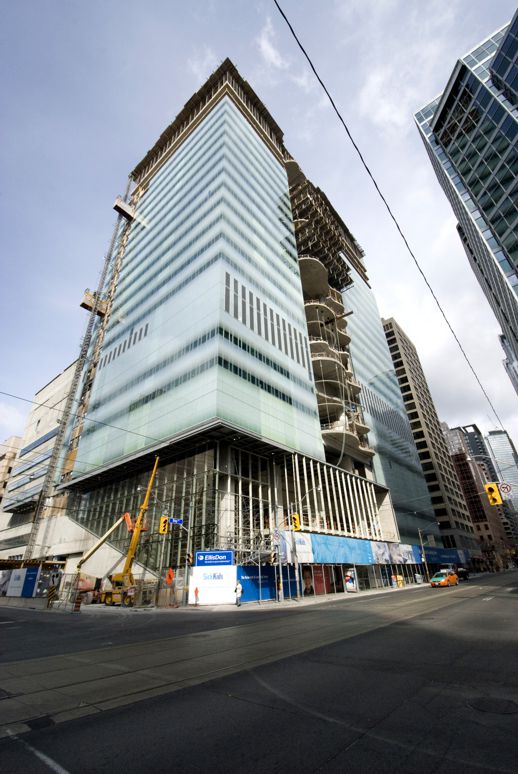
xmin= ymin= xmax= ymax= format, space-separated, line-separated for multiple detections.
xmin=79 ymin=577 xmax=431 ymax=616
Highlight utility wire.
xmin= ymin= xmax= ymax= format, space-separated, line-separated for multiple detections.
xmin=273 ymin=0 xmax=504 ymax=430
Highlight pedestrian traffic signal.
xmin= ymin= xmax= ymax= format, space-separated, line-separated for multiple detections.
xmin=291 ymin=513 xmax=301 ymax=531
xmin=484 ymin=483 xmax=503 ymax=506
xmin=159 ymin=516 xmax=169 ymax=534
xmin=187 ymin=552 xmax=193 ymax=565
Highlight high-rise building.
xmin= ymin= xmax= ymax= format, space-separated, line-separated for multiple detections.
xmin=0 ymin=365 xmax=75 ymax=560
xmin=53 ymin=59 xmax=400 ymax=592
xmin=485 ymin=429 xmax=518 ymax=513
xmin=444 ymin=425 xmax=508 ymax=567
xmin=342 ymin=263 xmax=438 ymax=545
xmin=415 ymin=12 xmax=518 ymax=392
xmin=382 ymin=318 xmax=478 ymax=552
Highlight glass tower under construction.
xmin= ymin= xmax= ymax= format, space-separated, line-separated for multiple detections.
xmin=59 ymin=59 xmax=399 ymax=583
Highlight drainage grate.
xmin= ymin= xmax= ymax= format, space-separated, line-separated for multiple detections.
xmin=468 ymin=698 xmax=518 ymax=715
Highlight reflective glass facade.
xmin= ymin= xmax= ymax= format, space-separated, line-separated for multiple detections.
xmin=71 ymin=95 xmax=323 ymax=479
xmin=343 ymin=268 xmax=437 ymax=544
xmin=415 ymin=17 xmax=518 ymax=390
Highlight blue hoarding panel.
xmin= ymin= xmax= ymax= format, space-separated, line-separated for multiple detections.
xmin=237 ymin=566 xmax=276 ymax=602
xmin=311 ymin=533 xmax=374 ymax=565
xmin=21 ymin=567 xmax=39 ymax=598
xmin=282 ymin=565 xmax=299 ymax=598
xmin=424 ymin=547 xmax=467 ymax=565
xmin=196 ymin=550 xmax=234 ymax=566
xmin=412 ymin=545 xmax=423 ymax=564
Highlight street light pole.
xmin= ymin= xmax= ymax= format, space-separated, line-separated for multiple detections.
xmin=418 ymin=528 xmax=430 ymax=582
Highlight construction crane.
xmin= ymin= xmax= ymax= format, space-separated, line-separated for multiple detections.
xmin=76 ymin=456 xmax=159 ymax=607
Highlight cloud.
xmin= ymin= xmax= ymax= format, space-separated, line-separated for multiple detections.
xmin=340 ymin=0 xmax=463 ymax=138
xmin=257 ymin=17 xmax=290 ymax=70
xmin=187 ymin=46 xmax=219 ymax=85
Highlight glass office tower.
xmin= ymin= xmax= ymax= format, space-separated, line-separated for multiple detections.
xmin=343 ymin=268 xmax=438 ymax=544
xmin=56 ymin=59 xmax=400 ymax=580
xmin=415 ymin=13 xmax=518 ymax=392
xmin=70 ymin=66 xmax=324 ymax=481
xmin=485 ymin=429 xmax=518 ymax=512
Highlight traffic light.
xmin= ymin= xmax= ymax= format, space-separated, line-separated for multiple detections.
xmin=159 ymin=516 xmax=169 ymax=534
xmin=485 ymin=483 xmax=503 ymax=506
xmin=291 ymin=513 xmax=301 ymax=531
xmin=187 ymin=552 xmax=193 ymax=565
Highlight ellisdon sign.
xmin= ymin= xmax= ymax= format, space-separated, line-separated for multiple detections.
xmin=195 ymin=551 xmax=234 ymax=566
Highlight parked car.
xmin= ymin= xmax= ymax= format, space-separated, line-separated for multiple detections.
xmin=457 ymin=567 xmax=470 ymax=581
xmin=430 ymin=570 xmax=459 ymax=587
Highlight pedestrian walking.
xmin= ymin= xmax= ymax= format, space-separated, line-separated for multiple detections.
xmin=194 ymin=586 xmax=199 ymax=606
xmin=235 ymin=580 xmax=243 ymax=607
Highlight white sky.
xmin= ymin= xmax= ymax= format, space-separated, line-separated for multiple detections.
xmin=1 ymin=0 xmax=517 ymax=451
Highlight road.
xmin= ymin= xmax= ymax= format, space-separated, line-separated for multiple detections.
xmin=1 ymin=573 xmax=518 ymax=773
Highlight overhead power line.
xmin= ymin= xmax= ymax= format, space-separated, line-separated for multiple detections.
xmin=273 ymin=0 xmax=504 ymax=430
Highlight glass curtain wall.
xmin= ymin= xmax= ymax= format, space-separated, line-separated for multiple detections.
xmin=72 ymin=95 xmax=323 ymax=479
xmin=343 ymin=265 xmax=437 ymax=544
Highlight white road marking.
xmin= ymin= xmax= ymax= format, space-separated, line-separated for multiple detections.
xmin=482 ymin=597 xmax=494 ymax=601
xmin=507 ymin=588 xmax=514 ymax=592
xmin=0 ymin=621 xmax=13 ymax=625
xmin=6 ymin=729 xmax=71 ymax=774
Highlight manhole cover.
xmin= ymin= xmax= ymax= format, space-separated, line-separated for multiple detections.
xmin=468 ymin=698 xmax=518 ymax=715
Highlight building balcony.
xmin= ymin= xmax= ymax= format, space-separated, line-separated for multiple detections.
xmin=305 ymin=298 xmax=336 ymax=325
xmin=299 ymin=255 xmax=329 ymax=297
xmin=327 ymin=287 xmax=344 ymax=315
xmin=320 ymin=419 xmax=361 ymax=453
xmin=315 ymin=376 xmax=346 ymax=401
xmin=349 ymin=413 xmax=370 ymax=435
xmin=336 ymin=327 xmax=351 ymax=346
xmin=347 ymin=376 xmax=362 ymax=395
xmin=316 ymin=393 xmax=343 ymax=423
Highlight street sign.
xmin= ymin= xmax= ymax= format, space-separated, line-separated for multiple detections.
xmin=272 ymin=528 xmax=281 ymax=546
xmin=500 ymin=483 xmax=512 ymax=495
xmin=168 ymin=517 xmax=184 ymax=525
xmin=195 ymin=550 xmax=234 ymax=566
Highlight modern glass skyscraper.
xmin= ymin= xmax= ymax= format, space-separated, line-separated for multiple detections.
xmin=485 ymin=429 xmax=518 ymax=510
xmin=415 ymin=12 xmax=518 ymax=392
xmin=55 ymin=59 xmax=399 ymax=584
xmin=70 ymin=64 xmax=324 ymax=481
xmin=343 ymin=267 xmax=438 ymax=545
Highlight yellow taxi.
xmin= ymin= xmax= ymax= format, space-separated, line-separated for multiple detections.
xmin=430 ymin=570 xmax=459 ymax=587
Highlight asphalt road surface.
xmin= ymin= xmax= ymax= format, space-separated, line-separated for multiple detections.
xmin=1 ymin=572 xmax=518 ymax=773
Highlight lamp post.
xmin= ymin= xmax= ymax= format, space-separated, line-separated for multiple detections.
xmin=418 ymin=528 xmax=431 ymax=582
